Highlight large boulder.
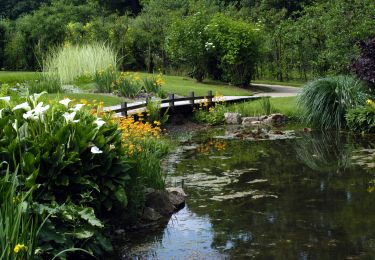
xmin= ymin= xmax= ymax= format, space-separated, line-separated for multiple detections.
xmin=145 ymin=190 xmax=175 ymax=216
xmin=224 ymin=112 xmax=242 ymax=124
xmin=166 ymin=187 xmax=187 ymax=209
xmin=142 ymin=207 xmax=163 ymax=222
xmin=242 ymin=116 xmax=261 ymax=126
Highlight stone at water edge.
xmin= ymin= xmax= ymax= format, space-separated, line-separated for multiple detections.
xmin=224 ymin=112 xmax=242 ymax=124
xmin=145 ymin=190 xmax=175 ymax=216
xmin=166 ymin=187 xmax=187 ymax=209
xmin=242 ymin=116 xmax=261 ymax=126
xmin=263 ymin=113 xmax=287 ymax=124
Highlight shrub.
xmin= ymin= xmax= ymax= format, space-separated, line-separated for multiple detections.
xmin=297 ymin=76 xmax=368 ymax=129
xmin=193 ymin=104 xmax=226 ymax=125
xmin=351 ymin=37 xmax=375 ymax=88
xmin=142 ymin=73 xmax=166 ymax=97
xmin=346 ymin=99 xmax=375 ymax=133
xmin=145 ymin=100 xmax=169 ymax=125
xmin=44 ymin=43 xmax=117 ymax=84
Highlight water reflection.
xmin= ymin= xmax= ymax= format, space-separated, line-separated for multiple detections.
xmin=120 ymin=128 xmax=375 ymax=259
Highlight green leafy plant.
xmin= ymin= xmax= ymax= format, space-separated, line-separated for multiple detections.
xmin=94 ymin=65 xmax=117 ymax=93
xmin=297 ymin=76 xmax=368 ymax=129
xmin=346 ymin=100 xmax=375 ymax=133
xmin=0 ymin=165 xmax=40 ymax=260
xmin=259 ymin=97 xmax=273 ymax=115
xmin=114 ymin=73 xmax=142 ymax=98
xmin=146 ymin=100 xmax=169 ymax=125
xmin=193 ymin=104 xmax=226 ymax=125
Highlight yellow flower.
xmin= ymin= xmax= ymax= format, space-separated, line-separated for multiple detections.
xmin=368 ymin=186 xmax=375 ymax=193
xmin=367 ymin=99 xmax=372 ymax=105
xmin=14 ymin=244 xmax=27 ymax=254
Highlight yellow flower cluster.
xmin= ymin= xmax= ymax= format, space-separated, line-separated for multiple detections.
xmin=14 ymin=244 xmax=27 ymax=254
xmin=155 ymin=73 xmax=165 ymax=87
xmin=367 ymin=99 xmax=375 ymax=109
xmin=118 ymin=116 xmax=161 ymax=156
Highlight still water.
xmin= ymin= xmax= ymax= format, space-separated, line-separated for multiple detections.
xmin=122 ymin=127 xmax=375 ymax=259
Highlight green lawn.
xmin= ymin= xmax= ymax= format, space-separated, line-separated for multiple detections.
xmin=226 ymin=96 xmax=300 ymax=118
xmin=0 ymin=71 xmax=40 ymax=85
xmin=48 ymin=93 xmax=126 ymax=107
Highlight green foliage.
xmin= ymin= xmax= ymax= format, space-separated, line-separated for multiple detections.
xmin=94 ymin=65 xmax=117 ymax=93
xmin=193 ymin=104 xmax=226 ymax=125
xmin=0 ymin=166 xmax=40 ymax=260
xmin=297 ymin=76 xmax=368 ymax=129
xmin=28 ymin=73 xmax=62 ymax=94
xmin=346 ymin=104 xmax=375 ymax=133
xmin=0 ymin=93 xmax=132 ymax=256
xmin=166 ymin=11 xmax=212 ymax=82
xmin=44 ymin=43 xmax=117 ymax=84
xmin=145 ymin=100 xmax=169 ymax=125
xmin=259 ymin=97 xmax=273 ymax=115
xmin=206 ymin=13 xmax=262 ymax=86
xmin=115 ymin=75 xmax=142 ymax=98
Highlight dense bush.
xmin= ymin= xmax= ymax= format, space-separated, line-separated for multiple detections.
xmin=346 ymin=99 xmax=375 ymax=133
xmin=297 ymin=76 xmax=368 ymax=129
xmin=352 ymin=37 xmax=375 ymax=88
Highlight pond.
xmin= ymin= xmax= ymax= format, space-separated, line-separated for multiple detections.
xmin=120 ymin=126 xmax=375 ymax=259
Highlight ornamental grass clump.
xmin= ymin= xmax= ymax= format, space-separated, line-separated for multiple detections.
xmin=44 ymin=43 xmax=117 ymax=84
xmin=297 ymin=76 xmax=368 ymax=129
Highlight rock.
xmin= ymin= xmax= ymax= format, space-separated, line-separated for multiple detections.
xmin=141 ymin=207 xmax=163 ymax=221
xmin=145 ymin=190 xmax=175 ymax=216
xmin=166 ymin=187 xmax=187 ymax=209
xmin=263 ymin=113 xmax=287 ymax=124
xmin=224 ymin=112 xmax=242 ymax=124
xmin=242 ymin=117 xmax=261 ymax=126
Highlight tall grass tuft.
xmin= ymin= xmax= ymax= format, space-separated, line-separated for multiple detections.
xmin=259 ymin=97 xmax=273 ymax=115
xmin=29 ymin=73 xmax=62 ymax=94
xmin=297 ymin=76 xmax=368 ymax=129
xmin=44 ymin=43 xmax=117 ymax=84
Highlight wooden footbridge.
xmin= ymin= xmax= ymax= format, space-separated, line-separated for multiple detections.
xmin=106 ymin=90 xmax=263 ymax=117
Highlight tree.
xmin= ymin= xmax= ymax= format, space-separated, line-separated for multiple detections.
xmin=352 ymin=37 xmax=375 ymax=88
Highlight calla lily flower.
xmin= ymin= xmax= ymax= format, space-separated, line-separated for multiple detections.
xmin=63 ymin=111 xmax=79 ymax=123
xmin=29 ymin=92 xmax=47 ymax=107
xmin=70 ymin=103 xmax=85 ymax=112
xmin=0 ymin=109 xmax=3 ymax=118
xmin=94 ymin=118 xmax=105 ymax=128
xmin=91 ymin=146 xmax=103 ymax=154
xmin=0 ymin=96 xmax=11 ymax=103
xmin=59 ymin=98 xmax=72 ymax=107
xmin=13 ymin=102 xmax=31 ymax=111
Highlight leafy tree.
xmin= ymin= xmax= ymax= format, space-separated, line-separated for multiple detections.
xmin=206 ymin=13 xmax=262 ymax=86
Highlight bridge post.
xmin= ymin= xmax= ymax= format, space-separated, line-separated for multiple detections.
xmin=207 ymin=90 xmax=213 ymax=105
xmin=121 ymin=102 xmax=128 ymax=117
xmin=189 ymin=91 xmax=195 ymax=105
xmin=168 ymin=94 xmax=175 ymax=107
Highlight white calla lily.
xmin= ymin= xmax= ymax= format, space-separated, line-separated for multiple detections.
xmin=0 ymin=109 xmax=3 ymax=118
xmin=0 ymin=96 xmax=11 ymax=103
xmin=63 ymin=111 xmax=79 ymax=123
xmin=94 ymin=118 xmax=105 ymax=129
xmin=91 ymin=146 xmax=103 ymax=154
xmin=59 ymin=98 xmax=72 ymax=107
xmin=33 ymin=102 xmax=50 ymax=116
xmin=29 ymin=92 xmax=47 ymax=107
xmin=70 ymin=103 xmax=85 ymax=112
xmin=13 ymin=102 xmax=31 ymax=111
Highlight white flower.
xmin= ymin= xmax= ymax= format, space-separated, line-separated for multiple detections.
xmin=0 ymin=96 xmax=11 ymax=103
xmin=23 ymin=110 xmax=37 ymax=120
xmin=33 ymin=102 xmax=50 ymax=116
xmin=91 ymin=146 xmax=103 ymax=154
xmin=12 ymin=119 xmax=18 ymax=131
xmin=29 ymin=92 xmax=47 ymax=107
xmin=63 ymin=111 xmax=79 ymax=123
xmin=70 ymin=103 xmax=85 ymax=112
xmin=13 ymin=102 xmax=31 ymax=111
xmin=94 ymin=118 xmax=105 ymax=129
xmin=59 ymin=98 xmax=72 ymax=107
xmin=0 ymin=109 xmax=3 ymax=118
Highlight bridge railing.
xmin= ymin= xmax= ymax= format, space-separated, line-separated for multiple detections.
xmin=112 ymin=90 xmax=215 ymax=116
